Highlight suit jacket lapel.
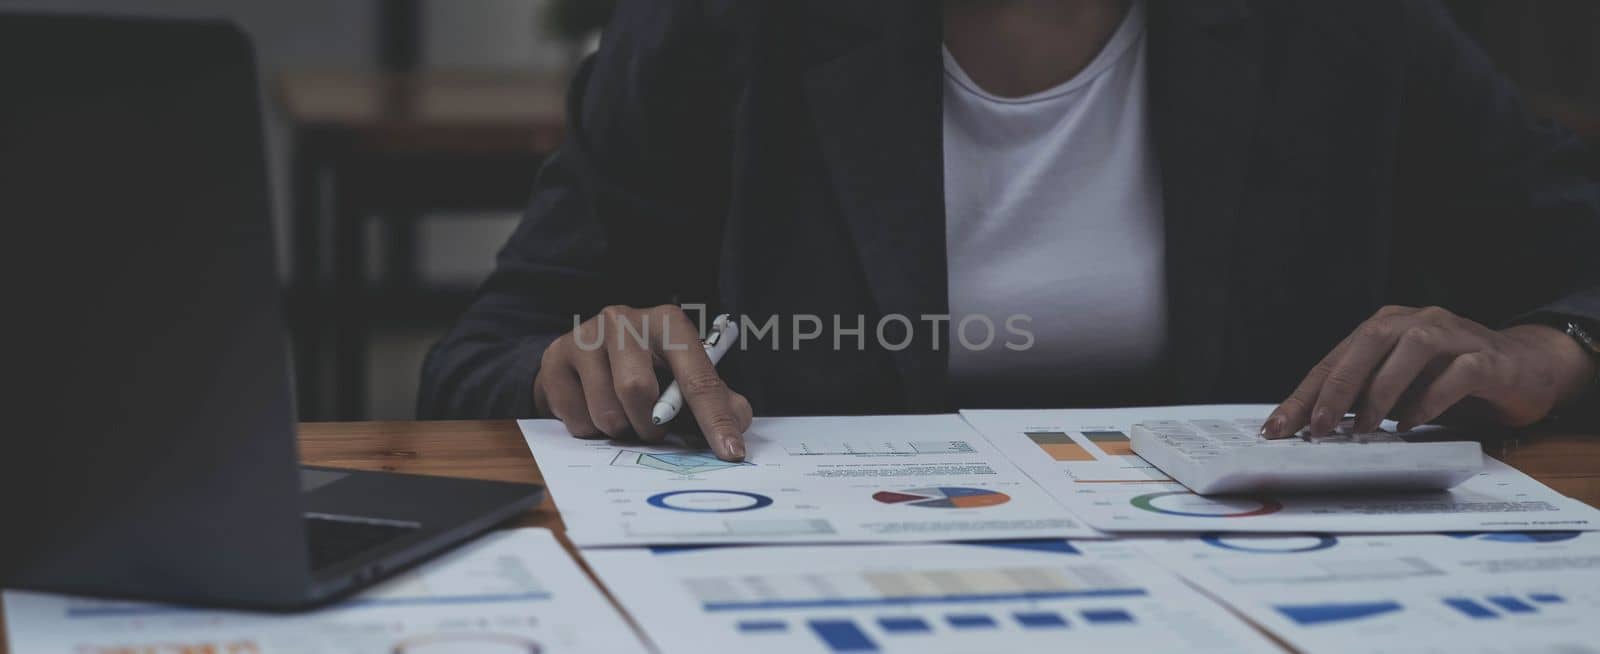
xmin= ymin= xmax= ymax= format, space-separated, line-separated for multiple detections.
xmin=804 ymin=3 xmax=948 ymax=411
xmin=1148 ymin=0 xmax=1264 ymax=401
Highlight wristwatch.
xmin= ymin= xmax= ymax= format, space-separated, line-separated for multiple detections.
xmin=1560 ymin=320 xmax=1600 ymax=387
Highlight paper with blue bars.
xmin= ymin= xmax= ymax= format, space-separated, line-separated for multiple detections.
xmin=582 ymin=538 xmax=1278 ymax=653
xmin=1139 ymin=531 xmax=1600 ymax=653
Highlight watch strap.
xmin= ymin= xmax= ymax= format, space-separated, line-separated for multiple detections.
xmin=1561 ymin=320 xmax=1600 ymax=392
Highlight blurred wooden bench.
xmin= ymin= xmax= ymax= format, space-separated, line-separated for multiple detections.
xmin=278 ymin=71 xmax=566 ymax=420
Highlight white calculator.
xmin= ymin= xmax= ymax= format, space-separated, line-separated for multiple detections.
xmin=1129 ymin=417 xmax=1483 ymax=495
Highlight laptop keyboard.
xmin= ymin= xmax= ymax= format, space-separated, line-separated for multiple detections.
xmin=304 ymin=514 xmax=419 ymax=572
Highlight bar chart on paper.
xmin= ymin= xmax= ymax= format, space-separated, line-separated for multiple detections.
xmin=963 ymin=407 xmax=1182 ymax=482
xmin=1141 ymin=532 xmax=1600 ymax=653
xmin=1263 ymin=585 xmax=1598 ymax=636
xmin=584 ymin=541 xmax=1281 ymax=653
xmin=1272 ymin=591 xmax=1583 ymax=627
xmin=782 ymin=439 xmax=978 ymax=457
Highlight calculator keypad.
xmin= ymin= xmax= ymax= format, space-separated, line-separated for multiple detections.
xmin=1141 ymin=418 xmax=1401 ymax=461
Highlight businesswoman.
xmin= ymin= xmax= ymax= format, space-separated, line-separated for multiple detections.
xmin=420 ymin=0 xmax=1600 ymax=461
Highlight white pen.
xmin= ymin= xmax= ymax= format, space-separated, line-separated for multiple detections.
xmin=651 ymin=313 xmax=740 ymax=425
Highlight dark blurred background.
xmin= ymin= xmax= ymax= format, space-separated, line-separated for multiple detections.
xmin=1446 ymin=1 xmax=1599 ymax=143
xmin=0 ymin=0 xmax=1592 ymax=421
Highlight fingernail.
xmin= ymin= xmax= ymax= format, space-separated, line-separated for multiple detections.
xmin=726 ymin=435 xmax=746 ymax=461
xmin=1261 ymin=415 xmax=1284 ymax=439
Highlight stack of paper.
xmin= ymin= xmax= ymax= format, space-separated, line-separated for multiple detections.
xmin=9 ymin=408 xmax=1597 ymax=653
xmin=516 ymin=408 xmax=1600 ymax=653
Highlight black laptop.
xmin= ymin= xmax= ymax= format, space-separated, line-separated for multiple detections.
xmin=0 ymin=14 xmax=544 ymax=610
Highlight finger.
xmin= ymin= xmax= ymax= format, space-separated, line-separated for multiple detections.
xmin=1266 ymin=307 xmax=1419 ymax=438
xmin=1310 ymin=316 xmax=1412 ymax=435
xmin=1355 ymin=325 xmax=1479 ymax=431
xmin=655 ymin=308 xmax=745 ymax=461
xmin=671 ymin=392 xmax=752 ymax=439
xmin=608 ymin=330 xmax=666 ymax=442
xmin=731 ymin=391 xmax=754 ymax=433
xmin=570 ymin=345 xmax=632 ymax=439
xmin=1265 ymin=339 xmax=1348 ymax=439
xmin=544 ymin=361 xmax=600 ymax=438
xmin=533 ymin=372 xmax=553 ymax=418
xmin=533 ymin=339 xmax=567 ymax=418
xmin=1394 ymin=352 xmax=1502 ymax=430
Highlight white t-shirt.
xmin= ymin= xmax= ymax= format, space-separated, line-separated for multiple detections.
xmin=943 ymin=0 xmax=1167 ymax=405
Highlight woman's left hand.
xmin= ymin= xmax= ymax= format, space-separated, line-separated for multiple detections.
xmin=1263 ymin=305 xmax=1596 ymax=438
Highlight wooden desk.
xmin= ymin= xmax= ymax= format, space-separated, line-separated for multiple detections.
xmin=4 ymin=422 xmax=1595 ymax=653
xmin=298 ymin=420 xmax=565 ymax=533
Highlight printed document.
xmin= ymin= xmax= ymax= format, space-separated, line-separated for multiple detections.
xmin=585 ymin=539 xmax=1282 ymax=654
xmin=520 ymin=414 xmax=1099 ymax=546
xmin=1139 ymin=531 xmax=1600 ymax=653
xmin=3 ymin=528 xmax=646 ymax=654
xmin=961 ymin=404 xmax=1600 ymax=533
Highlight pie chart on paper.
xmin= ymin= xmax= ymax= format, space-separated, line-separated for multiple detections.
xmin=872 ymin=486 xmax=1011 ymax=509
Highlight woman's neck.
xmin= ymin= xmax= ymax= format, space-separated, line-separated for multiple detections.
xmin=943 ymin=0 xmax=1132 ymax=98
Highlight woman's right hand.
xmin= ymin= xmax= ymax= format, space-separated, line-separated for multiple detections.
xmin=532 ymin=304 xmax=751 ymax=461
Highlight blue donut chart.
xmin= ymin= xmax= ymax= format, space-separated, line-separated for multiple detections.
xmin=646 ymin=490 xmax=774 ymax=513
xmin=1444 ymin=531 xmax=1580 ymax=543
xmin=1202 ymin=533 xmax=1338 ymax=553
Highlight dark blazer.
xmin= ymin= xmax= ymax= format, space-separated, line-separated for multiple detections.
xmin=418 ymin=0 xmax=1600 ymax=420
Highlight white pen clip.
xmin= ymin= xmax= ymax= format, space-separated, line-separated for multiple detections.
xmin=702 ymin=314 xmax=732 ymax=348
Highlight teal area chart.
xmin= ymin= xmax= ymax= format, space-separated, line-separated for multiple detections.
xmin=611 ymin=450 xmax=752 ymax=475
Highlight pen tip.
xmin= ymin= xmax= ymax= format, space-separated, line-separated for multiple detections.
xmin=652 ymin=417 xmax=663 ymax=425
